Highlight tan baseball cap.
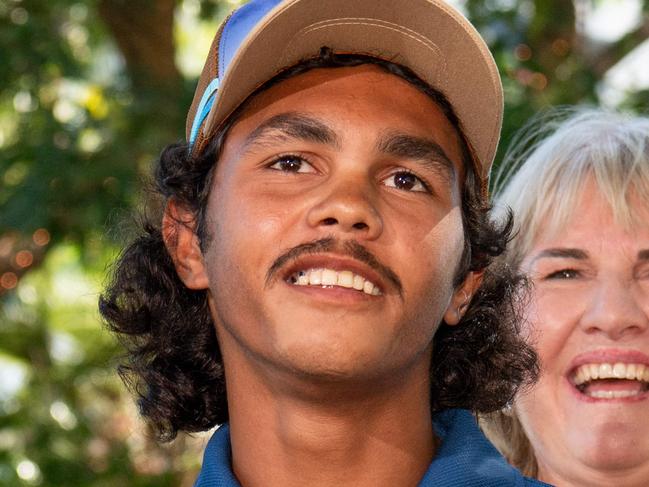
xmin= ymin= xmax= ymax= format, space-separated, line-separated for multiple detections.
xmin=186 ymin=0 xmax=503 ymax=184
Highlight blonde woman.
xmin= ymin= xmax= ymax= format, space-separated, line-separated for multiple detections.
xmin=483 ymin=109 xmax=649 ymax=486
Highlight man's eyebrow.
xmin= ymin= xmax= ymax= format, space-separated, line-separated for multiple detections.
xmin=242 ymin=112 xmax=340 ymax=152
xmin=531 ymin=248 xmax=589 ymax=263
xmin=376 ymin=132 xmax=456 ymax=183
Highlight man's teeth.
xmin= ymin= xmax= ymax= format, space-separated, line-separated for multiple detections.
xmin=573 ymin=363 xmax=649 ymax=385
xmin=289 ymin=268 xmax=380 ymax=295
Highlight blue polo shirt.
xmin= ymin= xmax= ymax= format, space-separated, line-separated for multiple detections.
xmin=193 ymin=409 xmax=550 ymax=486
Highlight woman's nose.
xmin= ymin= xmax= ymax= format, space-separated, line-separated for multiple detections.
xmin=579 ymin=279 xmax=649 ymax=340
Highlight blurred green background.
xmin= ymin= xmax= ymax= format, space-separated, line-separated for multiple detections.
xmin=1 ymin=0 xmax=648 ymax=485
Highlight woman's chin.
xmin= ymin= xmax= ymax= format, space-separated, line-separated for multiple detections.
xmin=563 ymin=410 xmax=649 ymax=472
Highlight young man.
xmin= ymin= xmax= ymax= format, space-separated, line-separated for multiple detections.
xmin=100 ymin=0 xmax=545 ymax=485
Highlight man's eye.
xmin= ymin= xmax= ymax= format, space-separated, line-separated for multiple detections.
xmin=545 ymin=269 xmax=580 ymax=280
xmin=268 ymin=155 xmax=315 ymax=173
xmin=383 ymin=171 xmax=428 ymax=192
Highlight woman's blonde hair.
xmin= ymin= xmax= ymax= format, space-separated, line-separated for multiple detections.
xmin=493 ymin=107 xmax=649 ymax=268
xmin=481 ymin=107 xmax=649 ymax=476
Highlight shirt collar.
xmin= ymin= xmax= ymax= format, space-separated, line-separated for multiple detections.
xmin=193 ymin=409 xmax=547 ymax=486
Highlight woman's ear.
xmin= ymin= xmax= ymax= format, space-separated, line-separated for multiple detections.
xmin=443 ymin=270 xmax=484 ymax=325
xmin=162 ymin=199 xmax=209 ymax=290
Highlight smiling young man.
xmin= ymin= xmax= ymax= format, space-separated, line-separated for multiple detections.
xmin=100 ymin=0 xmax=544 ymax=485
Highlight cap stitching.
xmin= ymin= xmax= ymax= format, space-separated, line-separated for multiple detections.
xmin=306 ymin=17 xmax=435 ymax=42
xmin=288 ymin=18 xmax=446 ymax=78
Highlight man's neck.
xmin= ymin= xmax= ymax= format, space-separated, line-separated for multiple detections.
xmin=224 ymin=355 xmax=436 ymax=487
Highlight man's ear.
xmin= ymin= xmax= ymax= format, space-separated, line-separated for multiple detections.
xmin=443 ymin=270 xmax=484 ymax=326
xmin=162 ymin=199 xmax=209 ymax=290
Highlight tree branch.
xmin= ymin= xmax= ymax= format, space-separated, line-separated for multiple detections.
xmin=97 ymin=0 xmax=182 ymax=91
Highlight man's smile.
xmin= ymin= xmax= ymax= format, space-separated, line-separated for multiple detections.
xmin=279 ymin=251 xmax=392 ymax=302
xmin=287 ymin=267 xmax=381 ymax=295
xmin=266 ymin=237 xmax=403 ymax=298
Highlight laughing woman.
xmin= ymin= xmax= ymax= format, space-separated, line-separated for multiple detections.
xmin=483 ymin=109 xmax=649 ymax=486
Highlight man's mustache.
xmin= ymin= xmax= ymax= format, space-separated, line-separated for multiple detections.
xmin=265 ymin=237 xmax=403 ymax=296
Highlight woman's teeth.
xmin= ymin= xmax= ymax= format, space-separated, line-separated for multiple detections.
xmin=573 ymin=363 xmax=649 ymax=384
xmin=572 ymin=362 xmax=649 ymax=399
xmin=588 ymin=390 xmax=641 ymax=399
xmin=287 ymin=268 xmax=380 ymax=295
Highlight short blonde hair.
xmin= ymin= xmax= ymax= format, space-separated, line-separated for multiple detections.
xmin=481 ymin=107 xmax=649 ymax=476
xmin=493 ymin=107 xmax=649 ymax=268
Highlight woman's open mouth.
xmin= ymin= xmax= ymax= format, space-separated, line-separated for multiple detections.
xmin=571 ymin=363 xmax=649 ymax=399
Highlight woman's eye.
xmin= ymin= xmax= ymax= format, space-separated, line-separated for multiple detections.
xmin=383 ymin=171 xmax=428 ymax=193
xmin=545 ymin=269 xmax=580 ymax=280
xmin=268 ymin=155 xmax=315 ymax=173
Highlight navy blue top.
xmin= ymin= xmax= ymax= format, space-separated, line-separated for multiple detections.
xmin=193 ymin=409 xmax=550 ymax=486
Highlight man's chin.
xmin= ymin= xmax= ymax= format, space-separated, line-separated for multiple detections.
xmin=274 ymin=341 xmax=386 ymax=379
xmin=264 ymin=337 xmax=425 ymax=392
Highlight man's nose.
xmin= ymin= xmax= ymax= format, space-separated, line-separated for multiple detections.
xmin=579 ymin=278 xmax=649 ymax=340
xmin=305 ymin=176 xmax=383 ymax=240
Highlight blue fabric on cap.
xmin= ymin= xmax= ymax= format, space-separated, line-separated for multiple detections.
xmin=189 ymin=0 xmax=284 ymax=145
xmin=189 ymin=78 xmax=220 ymax=145
xmin=217 ymin=0 xmax=284 ymax=79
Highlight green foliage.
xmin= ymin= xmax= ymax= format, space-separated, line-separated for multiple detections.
xmin=3 ymin=0 xmax=117 ymax=237
xmin=0 ymin=1 xmax=221 ymax=484
xmin=0 ymin=0 xmax=647 ymax=484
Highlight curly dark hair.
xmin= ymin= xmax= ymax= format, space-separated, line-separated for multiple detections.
xmin=99 ymin=48 xmax=538 ymax=441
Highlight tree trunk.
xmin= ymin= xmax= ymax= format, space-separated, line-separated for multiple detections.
xmin=98 ymin=0 xmax=182 ymax=92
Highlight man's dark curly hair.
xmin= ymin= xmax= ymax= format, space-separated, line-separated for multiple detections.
xmin=99 ymin=48 xmax=538 ymax=441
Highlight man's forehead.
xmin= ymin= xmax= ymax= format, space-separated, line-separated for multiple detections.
xmin=241 ymin=64 xmax=406 ymax=113
xmin=237 ymin=65 xmax=463 ymax=152
xmin=223 ymin=65 xmax=466 ymax=173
